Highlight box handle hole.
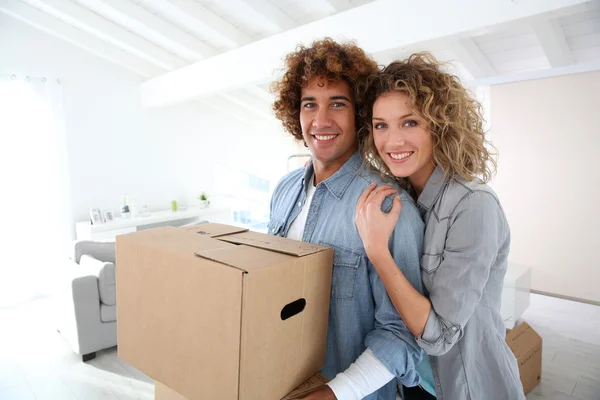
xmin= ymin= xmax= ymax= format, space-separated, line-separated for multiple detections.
xmin=281 ymin=298 xmax=306 ymax=321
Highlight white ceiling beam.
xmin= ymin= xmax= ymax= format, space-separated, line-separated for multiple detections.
xmin=373 ymin=47 xmax=411 ymax=66
xmin=20 ymin=0 xmax=187 ymax=70
xmin=458 ymin=1 xmax=598 ymax=39
xmin=140 ymin=0 xmax=253 ymax=50
xmin=532 ymin=19 xmax=574 ymax=67
xmin=200 ymin=97 xmax=265 ymax=126
xmin=197 ymin=100 xmax=254 ymax=126
xmin=374 ymin=45 xmax=477 ymax=83
xmin=79 ymin=0 xmax=216 ymax=62
xmin=447 ymin=37 xmax=497 ymax=79
xmin=143 ymin=0 xmax=590 ymax=108
xmin=0 ymin=0 xmax=164 ymax=78
xmin=466 ymin=59 xmax=600 ymax=87
xmin=244 ymin=0 xmax=297 ymax=32
xmin=321 ymin=0 xmax=354 ymax=13
xmin=245 ymin=86 xmax=274 ymax=104
xmin=209 ymin=0 xmax=286 ymax=36
xmin=219 ymin=91 xmax=274 ymax=122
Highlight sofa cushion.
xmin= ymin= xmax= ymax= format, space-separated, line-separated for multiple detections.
xmin=100 ymin=304 xmax=116 ymax=323
xmin=79 ymin=255 xmax=116 ymax=306
xmin=73 ymin=241 xmax=116 ymax=265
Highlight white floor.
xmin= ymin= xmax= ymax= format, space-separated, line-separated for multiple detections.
xmin=0 ymin=293 xmax=599 ymax=400
xmin=519 ymin=294 xmax=600 ymax=400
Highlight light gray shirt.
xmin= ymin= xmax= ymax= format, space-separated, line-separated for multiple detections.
xmin=415 ymin=166 xmax=525 ymax=400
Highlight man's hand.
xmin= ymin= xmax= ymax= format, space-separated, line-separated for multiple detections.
xmin=296 ymin=385 xmax=337 ymax=400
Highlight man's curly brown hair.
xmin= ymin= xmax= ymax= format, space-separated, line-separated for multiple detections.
xmin=359 ymin=52 xmax=497 ymax=184
xmin=271 ymin=38 xmax=378 ymax=141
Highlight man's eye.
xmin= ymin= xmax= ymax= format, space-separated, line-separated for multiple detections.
xmin=332 ymin=102 xmax=345 ymax=108
xmin=403 ymin=120 xmax=417 ymax=127
xmin=374 ymin=123 xmax=387 ymax=130
xmin=303 ymin=103 xmax=316 ymax=109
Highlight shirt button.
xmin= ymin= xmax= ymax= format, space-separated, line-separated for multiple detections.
xmin=452 ymin=326 xmax=458 ymax=332
xmin=298 ymin=202 xmax=302 ymax=207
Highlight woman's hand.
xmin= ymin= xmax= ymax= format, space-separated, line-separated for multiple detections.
xmin=355 ymin=183 xmax=402 ymax=261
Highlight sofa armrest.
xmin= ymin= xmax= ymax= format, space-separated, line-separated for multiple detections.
xmin=56 ymin=260 xmax=104 ymax=354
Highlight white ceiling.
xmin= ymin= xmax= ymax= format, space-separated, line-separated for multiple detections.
xmin=2 ymin=0 xmax=599 ymax=124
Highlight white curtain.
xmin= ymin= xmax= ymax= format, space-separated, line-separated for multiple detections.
xmin=0 ymin=75 xmax=72 ymax=307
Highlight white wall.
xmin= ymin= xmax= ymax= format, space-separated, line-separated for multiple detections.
xmin=490 ymin=70 xmax=600 ymax=304
xmin=0 ymin=14 xmax=300 ymax=242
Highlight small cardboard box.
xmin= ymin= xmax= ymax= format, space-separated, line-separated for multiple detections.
xmin=117 ymin=224 xmax=333 ymax=400
xmin=506 ymin=322 xmax=543 ymax=394
xmin=155 ymin=373 xmax=329 ymax=400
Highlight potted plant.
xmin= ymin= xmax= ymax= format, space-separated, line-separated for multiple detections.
xmin=120 ymin=204 xmax=131 ymax=219
xmin=198 ymin=192 xmax=210 ymax=209
xmin=121 ymin=194 xmax=131 ymax=218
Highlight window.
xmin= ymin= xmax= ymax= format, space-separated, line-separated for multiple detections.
xmin=213 ymin=163 xmax=271 ymax=233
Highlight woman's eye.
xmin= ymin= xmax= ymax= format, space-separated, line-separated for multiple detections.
xmin=374 ymin=122 xmax=387 ymax=130
xmin=403 ymin=120 xmax=418 ymax=127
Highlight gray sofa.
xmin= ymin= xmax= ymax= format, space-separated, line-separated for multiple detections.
xmin=57 ymin=240 xmax=117 ymax=361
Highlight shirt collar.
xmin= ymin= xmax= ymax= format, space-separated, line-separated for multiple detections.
xmin=303 ymin=152 xmax=363 ymax=200
xmin=417 ymin=165 xmax=447 ymax=212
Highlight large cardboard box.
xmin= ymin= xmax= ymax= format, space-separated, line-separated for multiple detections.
xmin=506 ymin=322 xmax=543 ymax=394
xmin=155 ymin=373 xmax=329 ymax=400
xmin=117 ymin=224 xmax=334 ymax=400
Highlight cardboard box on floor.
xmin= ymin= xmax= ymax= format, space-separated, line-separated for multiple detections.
xmin=155 ymin=373 xmax=330 ymax=400
xmin=116 ymin=224 xmax=334 ymax=400
xmin=506 ymin=322 xmax=543 ymax=394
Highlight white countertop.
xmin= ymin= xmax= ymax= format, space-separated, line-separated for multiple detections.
xmin=76 ymin=206 xmax=230 ymax=233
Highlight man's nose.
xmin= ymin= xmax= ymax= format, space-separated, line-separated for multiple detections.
xmin=313 ymin=107 xmax=333 ymax=128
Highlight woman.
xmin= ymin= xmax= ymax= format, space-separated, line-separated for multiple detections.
xmin=354 ymin=53 xmax=524 ymax=400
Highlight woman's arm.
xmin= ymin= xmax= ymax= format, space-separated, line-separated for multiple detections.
xmin=367 ymin=249 xmax=431 ymax=337
xmin=355 ymin=183 xmax=431 ymax=337
xmin=356 ymin=185 xmax=507 ymax=355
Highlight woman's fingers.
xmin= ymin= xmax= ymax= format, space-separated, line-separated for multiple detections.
xmin=356 ymin=182 xmax=376 ymax=211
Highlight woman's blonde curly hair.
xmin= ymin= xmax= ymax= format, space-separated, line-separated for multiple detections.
xmin=358 ymin=52 xmax=497 ymax=184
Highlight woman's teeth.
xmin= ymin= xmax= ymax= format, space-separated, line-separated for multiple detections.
xmin=390 ymin=152 xmax=413 ymax=160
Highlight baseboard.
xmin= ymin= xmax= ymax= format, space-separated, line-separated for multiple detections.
xmin=531 ymin=289 xmax=600 ymax=307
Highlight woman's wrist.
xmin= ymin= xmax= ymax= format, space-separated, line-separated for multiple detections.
xmin=365 ymin=244 xmax=393 ymax=266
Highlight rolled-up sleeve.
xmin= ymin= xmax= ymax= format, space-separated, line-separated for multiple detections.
xmin=366 ymin=196 xmax=425 ymax=386
xmin=417 ymin=191 xmax=508 ymax=356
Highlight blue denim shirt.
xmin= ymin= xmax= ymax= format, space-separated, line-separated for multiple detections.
xmin=268 ymin=152 xmax=425 ymax=400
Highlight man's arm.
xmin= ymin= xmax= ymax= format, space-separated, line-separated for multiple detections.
xmin=306 ymin=194 xmax=425 ymax=400
xmin=326 ymin=349 xmax=395 ymax=399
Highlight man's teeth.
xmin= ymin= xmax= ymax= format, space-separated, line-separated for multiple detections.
xmin=390 ymin=152 xmax=413 ymax=160
xmin=314 ymin=135 xmax=337 ymax=141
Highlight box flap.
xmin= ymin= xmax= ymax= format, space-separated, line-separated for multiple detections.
xmin=183 ymin=223 xmax=248 ymax=238
xmin=219 ymin=231 xmax=328 ymax=256
xmin=506 ymin=322 xmax=542 ymax=358
xmin=195 ymin=245 xmax=293 ymax=272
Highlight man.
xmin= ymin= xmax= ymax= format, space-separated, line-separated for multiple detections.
xmin=269 ymin=38 xmax=426 ymax=400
